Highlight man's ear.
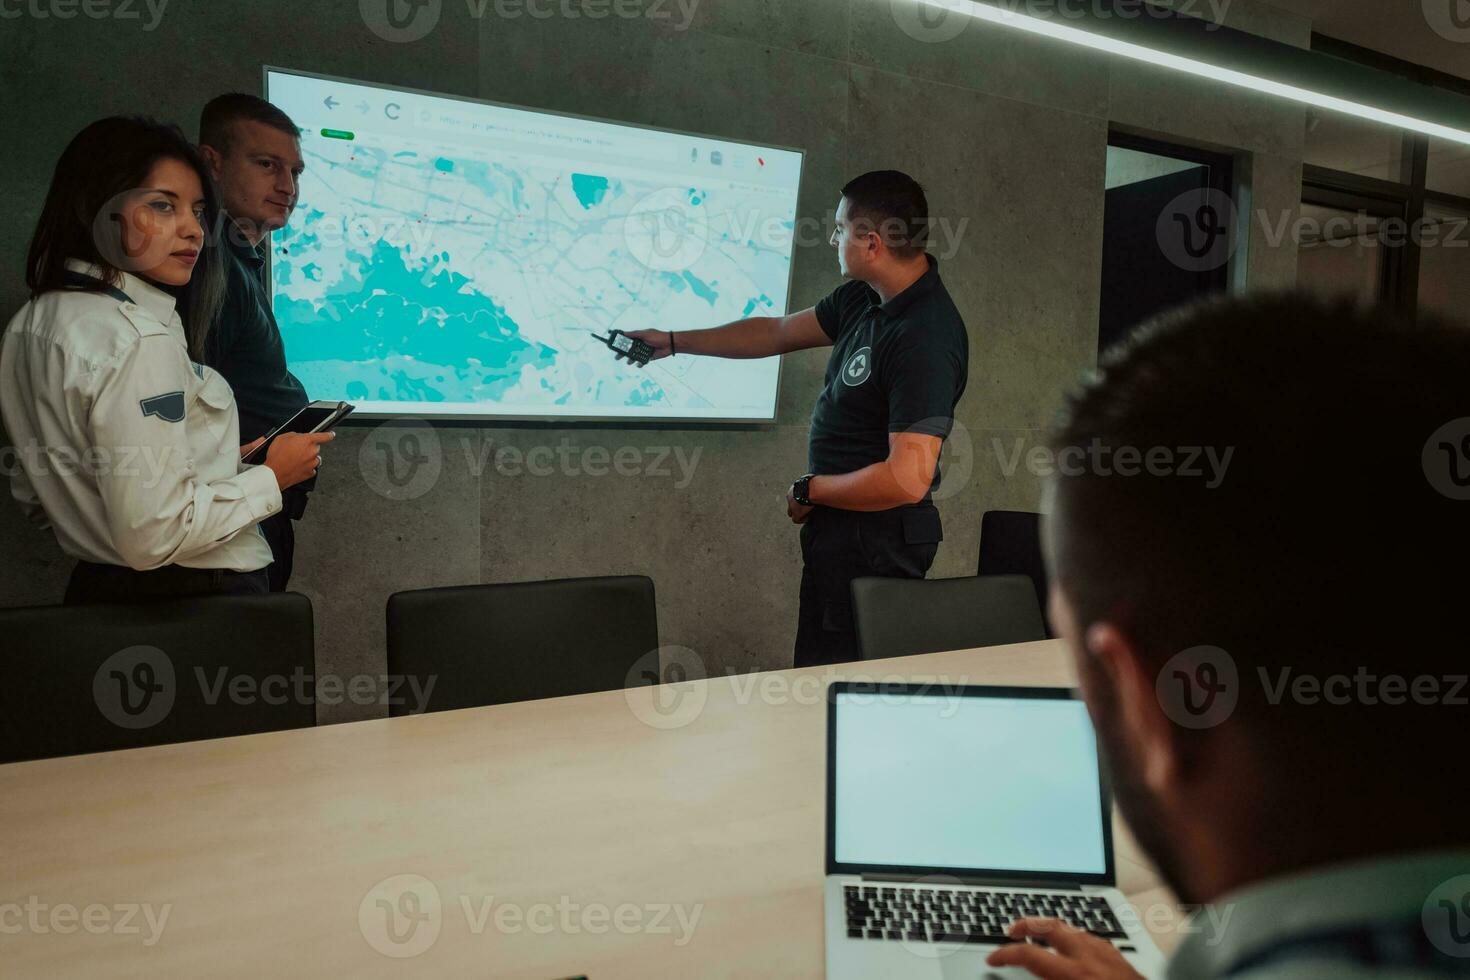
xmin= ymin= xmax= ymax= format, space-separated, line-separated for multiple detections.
xmin=197 ymin=144 xmax=223 ymax=179
xmin=1084 ymin=622 xmax=1181 ymax=796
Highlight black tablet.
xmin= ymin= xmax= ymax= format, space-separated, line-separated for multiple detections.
xmin=242 ymin=401 xmax=355 ymax=466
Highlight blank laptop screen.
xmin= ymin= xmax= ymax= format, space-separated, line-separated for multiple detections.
xmin=832 ymin=690 xmax=1108 ymax=876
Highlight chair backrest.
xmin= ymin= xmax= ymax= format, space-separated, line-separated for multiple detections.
xmin=977 ymin=509 xmax=1052 ymax=634
xmin=385 ymin=575 xmax=658 ymax=716
xmin=850 ymin=574 xmax=1048 ymax=661
xmin=0 ymin=592 xmax=316 ymax=764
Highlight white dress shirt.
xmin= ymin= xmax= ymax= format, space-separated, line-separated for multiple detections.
xmin=0 ymin=260 xmax=281 ymax=572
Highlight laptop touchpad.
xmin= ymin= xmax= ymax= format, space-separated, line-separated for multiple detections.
xmin=938 ymin=951 xmax=1033 ymax=980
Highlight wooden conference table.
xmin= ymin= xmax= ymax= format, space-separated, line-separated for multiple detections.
xmin=1 ymin=640 xmax=1184 ymax=978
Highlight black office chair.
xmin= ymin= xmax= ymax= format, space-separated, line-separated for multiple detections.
xmin=385 ymin=575 xmax=659 ymax=716
xmin=0 ymin=592 xmax=316 ymax=764
xmin=977 ymin=509 xmax=1052 ymax=635
xmin=850 ymin=574 xmax=1048 ymax=661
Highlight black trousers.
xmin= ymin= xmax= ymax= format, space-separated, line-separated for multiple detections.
xmin=793 ymin=504 xmax=943 ymax=668
xmin=259 ymin=486 xmax=311 ymax=593
xmin=64 ymin=560 xmax=269 ymax=605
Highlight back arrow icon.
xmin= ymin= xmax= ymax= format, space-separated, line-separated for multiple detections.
xmin=324 ymin=96 xmax=339 ymax=110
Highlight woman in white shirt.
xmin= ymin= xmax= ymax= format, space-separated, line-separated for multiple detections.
xmin=0 ymin=117 xmax=332 ymax=604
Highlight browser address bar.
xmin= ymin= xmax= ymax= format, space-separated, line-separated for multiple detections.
xmin=414 ymin=109 xmax=687 ymax=168
xmin=417 ymin=108 xmax=683 ymax=161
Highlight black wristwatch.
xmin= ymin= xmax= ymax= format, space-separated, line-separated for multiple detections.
xmin=791 ymin=473 xmax=815 ymax=507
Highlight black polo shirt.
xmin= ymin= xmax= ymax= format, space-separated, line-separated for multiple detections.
xmin=808 ymin=254 xmax=968 ymax=495
xmin=204 ymin=217 xmax=309 ymax=442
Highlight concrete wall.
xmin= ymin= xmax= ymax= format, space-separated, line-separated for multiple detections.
xmin=0 ymin=0 xmax=1308 ymax=722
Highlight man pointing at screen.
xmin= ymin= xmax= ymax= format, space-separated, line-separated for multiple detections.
xmin=628 ymin=171 xmax=969 ymax=667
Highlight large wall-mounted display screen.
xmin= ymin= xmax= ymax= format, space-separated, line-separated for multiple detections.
xmin=264 ymin=68 xmax=804 ymax=421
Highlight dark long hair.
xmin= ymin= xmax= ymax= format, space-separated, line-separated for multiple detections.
xmin=24 ymin=116 xmax=225 ymax=359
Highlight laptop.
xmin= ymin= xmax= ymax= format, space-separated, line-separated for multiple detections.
xmin=824 ymin=682 xmax=1167 ymax=979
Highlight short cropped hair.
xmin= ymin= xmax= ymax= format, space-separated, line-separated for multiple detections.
xmin=199 ymin=93 xmax=300 ymax=155
xmin=1047 ymin=292 xmax=1469 ymax=798
xmin=841 ymin=170 xmax=929 ymax=258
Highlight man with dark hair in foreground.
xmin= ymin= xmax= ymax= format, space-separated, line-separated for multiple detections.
xmin=628 ymin=170 xmax=969 ymax=667
xmin=196 ymin=93 xmax=312 ymax=591
xmin=989 ymin=293 xmax=1470 ymax=979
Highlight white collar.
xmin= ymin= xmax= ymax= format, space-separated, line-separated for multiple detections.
xmin=63 ymin=258 xmax=180 ymax=327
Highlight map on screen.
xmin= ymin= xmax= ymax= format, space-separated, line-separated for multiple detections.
xmin=263 ymin=69 xmax=803 ymax=421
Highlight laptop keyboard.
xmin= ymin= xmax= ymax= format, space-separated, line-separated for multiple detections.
xmin=843 ymin=884 xmax=1127 ymax=945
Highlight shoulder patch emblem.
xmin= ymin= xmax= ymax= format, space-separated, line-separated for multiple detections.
xmin=139 ymin=391 xmax=186 ymax=423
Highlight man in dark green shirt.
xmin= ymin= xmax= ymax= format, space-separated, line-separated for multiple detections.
xmin=197 ymin=94 xmax=310 ymax=591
